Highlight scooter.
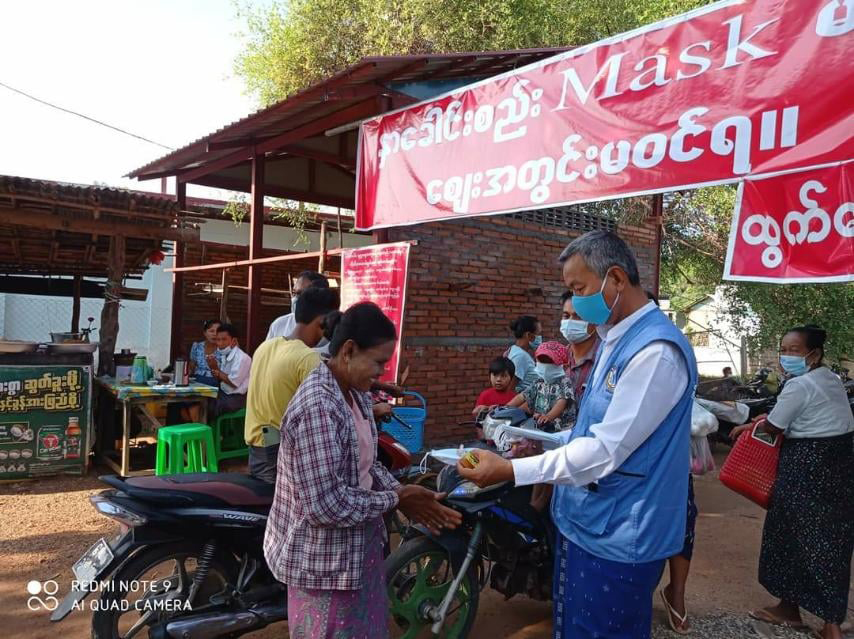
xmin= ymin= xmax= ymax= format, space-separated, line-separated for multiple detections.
xmin=52 ymin=411 xmax=416 ymax=638
xmin=385 ymin=463 xmax=554 ymax=638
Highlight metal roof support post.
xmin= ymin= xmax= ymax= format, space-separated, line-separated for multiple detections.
xmin=247 ymin=151 xmax=265 ymax=352
xmin=319 ymin=220 xmax=328 ymax=273
xmin=170 ymin=182 xmax=187 ymax=362
xmin=651 ymin=193 xmax=664 ymax=298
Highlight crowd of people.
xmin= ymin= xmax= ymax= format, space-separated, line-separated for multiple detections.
xmin=175 ymin=230 xmax=852 ymax=639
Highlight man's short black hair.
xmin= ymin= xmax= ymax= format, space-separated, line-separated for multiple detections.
xmin=217 ymin=323 xmax=239 ymax=339
xmin=489 ymin=356 xmax=515 ymax=378
xmin=560 ymin=290 xmax=573 ymax=305
xmin=296 ymin=271 xmax=329 ymax=289
xmin=295 ymin=287 xmax=340 ymax=324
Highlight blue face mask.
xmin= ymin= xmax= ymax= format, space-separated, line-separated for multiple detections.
xmin=535 ymin=362 xmax=565 ymax=383
xmin=560 ymin=318 xmax=592 ymax=344
xmin=780 ymin=352 xmax=812 ymax=377
xmin=571 ymin=270 xmax=620 ymax=326
xmin=529 ymin=335 xmax=543 ymax=349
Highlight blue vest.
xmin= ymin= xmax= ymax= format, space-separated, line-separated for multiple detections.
xmin=552 ymin=307 xmax=697 ymax=563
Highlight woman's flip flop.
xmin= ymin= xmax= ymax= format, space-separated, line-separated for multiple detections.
xmin=748 ymin=608 xmax=808 ymax=630
xmin=659 ymin=587 xmax=691 ymax=635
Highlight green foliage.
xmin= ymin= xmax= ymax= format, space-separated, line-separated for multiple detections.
xmin=234 ymin=0 xmax=711 ymax=105
xmin=660 ymin=185 xmax=853 ymax=361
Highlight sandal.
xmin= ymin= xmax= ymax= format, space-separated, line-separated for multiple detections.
xmin=659 ymin=587 xmax=691 ymax=635
xmin=748 ymin=608 xmax=808 ymax=630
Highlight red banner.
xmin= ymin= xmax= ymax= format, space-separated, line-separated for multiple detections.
xmin=357 ymin=0 xmax=854 ymax=230
xmin=724 ymin=162 xmax=854 ymax=283
xmin=340 ymin=242 xmax=411 ymax=382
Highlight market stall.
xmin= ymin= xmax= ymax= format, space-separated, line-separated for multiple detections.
xmin=0 ymin=176 xmax=199 ymax=479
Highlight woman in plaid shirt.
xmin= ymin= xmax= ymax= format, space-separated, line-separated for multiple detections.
xmin=264 ymin=302 xmax=461 ymax=638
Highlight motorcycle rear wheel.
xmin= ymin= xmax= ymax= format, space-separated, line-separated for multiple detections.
xmin=385 ymin=536 xmax=479 ymax=639
xmin=91 ymin=541 xmax=238 ymax=639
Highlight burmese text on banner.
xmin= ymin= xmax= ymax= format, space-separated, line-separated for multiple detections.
xmin=356 ymin=0 xmax=853 ymax=230
xmin=724 ymin=162 xmax=854 ymax=283
xmin=340 ymin=242 xmax=411 ymax=382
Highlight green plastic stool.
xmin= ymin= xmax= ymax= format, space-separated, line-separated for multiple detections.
xmin=155 ymin=423 xmax=219 ymax=475
xmin=212 ymin=409 xmax=249 ymax=461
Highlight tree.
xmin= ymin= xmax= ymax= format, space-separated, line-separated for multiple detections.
xmin=234 ymin=0 xmax=710 ymax=106
xmin=661 ymin=186 xmax=853 ymax=363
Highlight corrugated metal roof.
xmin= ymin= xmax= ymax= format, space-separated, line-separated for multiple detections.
xmin=128 ymin=49 xmax=568 ymax=181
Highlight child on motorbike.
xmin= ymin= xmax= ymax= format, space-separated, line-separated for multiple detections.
xmin=505 ymin=341 xmax=574 ymax=437
xmin=472 ymin=357 xmax=518 ymax=438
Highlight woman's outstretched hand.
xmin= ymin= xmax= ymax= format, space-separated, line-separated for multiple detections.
xmin=396 ymin=485 xmax=462 ymax=535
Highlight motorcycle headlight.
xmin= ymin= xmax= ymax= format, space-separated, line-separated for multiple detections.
xmin=90 ymin=495 xmax=147 ymax=527
xmin=449 ymin=481 xmax=484 ymax=499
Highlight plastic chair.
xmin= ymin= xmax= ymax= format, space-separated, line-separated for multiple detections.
xmin=211 ymin=408 xmax=249 ymax=461
xmin=155 ymin=423 xmax=219 ymax=475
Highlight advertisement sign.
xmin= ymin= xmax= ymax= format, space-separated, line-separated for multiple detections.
xmin=340 ymin=242 xmax=411 ymax=382
xmin=0 ymin=366 xmax=91 ymax=479
xmin=356 ymin=0 xmax=853 ymax=230
xmin=724 ymin=162 xmax=854 ymax=283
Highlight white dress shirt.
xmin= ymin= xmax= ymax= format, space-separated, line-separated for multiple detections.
xmin=220 ymin=346 xmax=252 ymax=395
xmin=768 ymin=366 xmax=854 ymax=438
xmin=266 ymin=313 xmax=296 ymax=341
xmin=512 ymin=302 xmax=689 ymax=487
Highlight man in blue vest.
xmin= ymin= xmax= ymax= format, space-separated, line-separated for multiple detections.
xmin=458 ymin=230 xmax=697 ymax=639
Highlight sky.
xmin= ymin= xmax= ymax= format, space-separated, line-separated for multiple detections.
xmin=0 ymin=0 xmax=267 ymax=199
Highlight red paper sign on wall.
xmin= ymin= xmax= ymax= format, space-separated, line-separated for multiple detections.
xmin=340 ymin=242 xmax=411 ymax=382
xmin=724 ymin=162 xmax=854 ymax=283
xmin=356 ymin=0 xmax=854 ymax=230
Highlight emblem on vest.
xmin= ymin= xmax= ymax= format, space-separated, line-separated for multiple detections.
xmin=605 ymin=367 xmax=617 ymax=392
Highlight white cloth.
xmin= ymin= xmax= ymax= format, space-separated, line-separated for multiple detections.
xmin=768 ymin=367 xmax=854 ymax=438
xmin=266 ymin=313 xmax=296 ymax=341
xmin=219 ymin=346 xmax=251 ymax=395
xmin=512 ymin=302 xmax=689 ymax=487
xmin=266 ymin=312 xmax=330 ymax=356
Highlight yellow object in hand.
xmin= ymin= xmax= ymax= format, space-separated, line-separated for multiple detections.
xmin=461 ymin=451 xmax=479 ymax=469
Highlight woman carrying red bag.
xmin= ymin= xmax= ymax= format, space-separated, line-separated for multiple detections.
xmin=730 ymin=325 xmax=853 ymax=639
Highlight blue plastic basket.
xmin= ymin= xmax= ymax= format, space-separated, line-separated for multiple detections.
xmin=389 ymin=391 xmax=426 ymax=453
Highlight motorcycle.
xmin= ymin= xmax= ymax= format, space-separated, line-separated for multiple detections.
xmin=384 ymin=463 xmax=554 ymax=638
xmin=50 ymin=472 xmax=284 ymax=639
xmin=52 ymin=408 xmax=416 ymax=638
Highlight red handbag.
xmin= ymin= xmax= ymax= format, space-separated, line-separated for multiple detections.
xmin=719 ymin=422 xmax=782 ymax=509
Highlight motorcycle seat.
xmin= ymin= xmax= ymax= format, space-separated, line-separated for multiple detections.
xmin=101 ymin=473 xmax=274 ymax=508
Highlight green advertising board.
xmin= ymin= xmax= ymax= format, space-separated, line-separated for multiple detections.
xmin=0 ymin=366 xmax=91 ymax=479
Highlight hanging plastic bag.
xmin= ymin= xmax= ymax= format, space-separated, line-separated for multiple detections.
xmin=691 ymin=401 xmax=719 ymax=437
xmin=690 ymin=435 xmax=716 ymax=475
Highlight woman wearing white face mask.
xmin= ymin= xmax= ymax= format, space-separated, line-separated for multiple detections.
xmin=559 ymin=291 xmax=599 ymax=407
xmin=730 ymin=325 xmax=853 ymax=639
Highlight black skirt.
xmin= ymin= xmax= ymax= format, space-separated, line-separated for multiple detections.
xmin=758 ymin=431 xmax=854 ymax=623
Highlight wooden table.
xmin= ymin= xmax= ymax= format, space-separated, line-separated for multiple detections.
xmin=95 ymin=377 xmax=218 ymax=476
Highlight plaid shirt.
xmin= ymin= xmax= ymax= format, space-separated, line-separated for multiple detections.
xmin=263 ymin=363 xmax=400 ymax=590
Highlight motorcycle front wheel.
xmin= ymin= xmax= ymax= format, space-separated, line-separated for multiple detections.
xmin=385 ymin=536 xmax=479 ymax=639
xmin=91 ymin=541 xmax=238 ymax=639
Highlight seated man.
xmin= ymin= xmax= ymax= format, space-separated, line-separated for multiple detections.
xmin=245 ymin=287 xmax=340 ymax=483
xmin=208 ymin=323 xmax=252 ymax=417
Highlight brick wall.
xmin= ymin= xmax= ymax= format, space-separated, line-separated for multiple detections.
xmin=388 ymin=212 xmax=659 ymax=445
xmin=175 ymin=242 xmax=339 ymax=358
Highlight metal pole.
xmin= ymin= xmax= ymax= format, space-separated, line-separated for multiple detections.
xmin=247 ymin=151 xmax=265 ymax=352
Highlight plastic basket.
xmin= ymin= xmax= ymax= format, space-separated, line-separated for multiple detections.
xmin=388 ymin=391 xmax=426 ymax=453
xmin=719 ymin=423 xmax=781 ymax=509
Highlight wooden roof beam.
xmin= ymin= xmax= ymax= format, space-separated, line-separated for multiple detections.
xmin=191 ymin=175 xmax=354 ymax=209
xmin=0 ymin=206 xmax=200 ymax=243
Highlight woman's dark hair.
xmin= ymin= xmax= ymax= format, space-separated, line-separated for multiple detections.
xmin=510 ymin=315 xmax=539 ymax=338
xmin=784 ymin=324 xmax=827 ymax=361
xmin=294 ymin=287 xmax=340 ymax=324
xmin=489 ymin=356 xmax=516 ymax=378
xmin=322 ymin=302 xmax=397 ymax=357
xmin=296 ymin=271 xmax=329 ymax=288
xmin=217 ymin=323 xmax=239 ymax=339
xmin=203 ymin=319 xmax=221 ymax=331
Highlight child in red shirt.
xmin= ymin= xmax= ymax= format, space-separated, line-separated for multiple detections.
xmin=473 ymin=356 xmax=518 ymax=416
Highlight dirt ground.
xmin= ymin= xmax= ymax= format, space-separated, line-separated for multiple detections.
xmin=1 ymin=451 xmax=851 ymax=638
